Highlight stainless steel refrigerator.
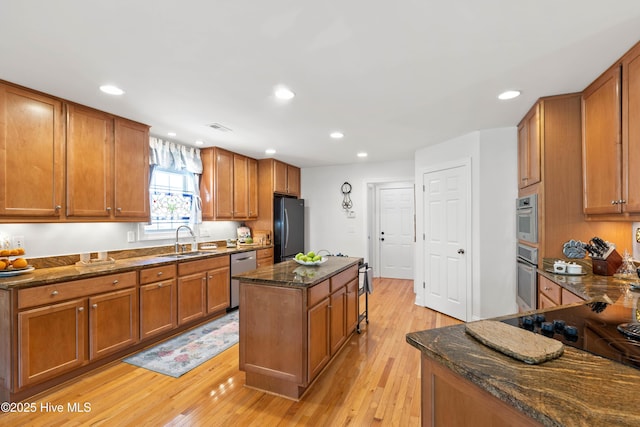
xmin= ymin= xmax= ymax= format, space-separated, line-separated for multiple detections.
xmin=274 ymin=196 xmax=304 ymax=262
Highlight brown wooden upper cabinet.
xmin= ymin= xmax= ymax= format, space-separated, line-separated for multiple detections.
xmin=273 ymin=159 xmax=300 ymax=197
xmin=582 ymin=41 xmax=640 ymax=217
xmin=200 ymin=147 xmax=258 ymax=220
xmin=517 ymin=104 xmax=541 ymax=189
xmin=66 ymin=103 xmax=150 ymax=221
xmin=0 ymin=82 xmax=65 ymax=219
xmin=0 ymin=81 xmax=149 ymax=222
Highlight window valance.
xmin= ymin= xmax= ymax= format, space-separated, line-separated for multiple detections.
xmin=149 ymin=137 xmax=203 ymax=174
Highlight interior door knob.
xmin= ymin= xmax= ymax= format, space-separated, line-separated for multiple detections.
xmin=458 ymin=249 xmax=465 ymax=254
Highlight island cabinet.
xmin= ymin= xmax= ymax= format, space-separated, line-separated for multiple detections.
xmin=238 ymin=259 xmax=360 ymax=400
xmin=582 ymin=40 xmax=640 ymax=218
xmin=0 ymin=82 xmax=65 ymax=219
xmin=420 ymin=357 xmax=542 ymax=427
xmin=200 ymin=147 xmax=258 ymax=221
xmin=66 ymin=103 xmax=150 ymax=221
xmin=139 ymin=264 xmax=177 ymax=340
xmin=15 ymin=271 xmax=138 ymax=389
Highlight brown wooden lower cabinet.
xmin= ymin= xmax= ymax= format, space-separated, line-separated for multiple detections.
xmin=17 ymin=298 xmax=87 ymax=388
xmin=239 ymin=263 xmax=359 ymax=399
xmin=421 ymin=356 xmax=542 ymax=427
xmin=177 ymin=272 xmax=206 ymax=325
xmin=88 ymin=287 xmax=139 ymax=360
xmin=538 ymin=274 xmax=584 ymax=309
xmin=206 ymin=256 xmax=230 ymax=314
xmin=140 ymin=280 xmax=177 ymax=340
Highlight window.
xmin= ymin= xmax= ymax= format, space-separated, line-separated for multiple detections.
xmin=145 ymin=168 xmax=197 ymax=233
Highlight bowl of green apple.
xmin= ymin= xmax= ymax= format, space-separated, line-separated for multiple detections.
xmin=294 ymin=251 xmax=327 ymax=266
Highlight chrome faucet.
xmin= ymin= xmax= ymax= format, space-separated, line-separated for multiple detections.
xmin=175 ymin=225 xmax=196 ymax=253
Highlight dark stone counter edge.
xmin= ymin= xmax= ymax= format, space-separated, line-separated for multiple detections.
xmin=405 ymin=326 xmax=558 ymax=426
xmin=0 ymin=246 xmax=268 ymax=290
xmin=234 ymin=257 xmax=363 ymax=288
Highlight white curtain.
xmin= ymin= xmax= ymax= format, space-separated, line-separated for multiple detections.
xmin=149 ymin=137 xmax=203 ymax=224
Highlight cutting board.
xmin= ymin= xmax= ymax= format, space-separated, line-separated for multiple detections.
xmin=465 ymin=320 xmax=564 ymax=365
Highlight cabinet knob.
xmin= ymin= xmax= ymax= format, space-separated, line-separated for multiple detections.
xmin=106 ymin=207 xmax=112 ymax=211
xmin=209 ymin=275 xmax=213 ymax=279
xmin=112 ymin=280 xmax=119 ymax=285
xmin=92 ymin=304 xmax=98 ymax=309
xmin=55 ymin=205 xmax=62 ymax=211
xmin=157 ymin=271 xmax=163 ymax=276
xmin=158 ymin=283 xmax=163 ymax=288
xmin=619 ymin=199 xmax=626 ymax=204
xmin=78 ymin=307 xmax=84 ymax=312
xmin=51 ymin=290 xmax=59 ymax=296
xmin=116 ymin=207 xmax=122 ymax=212
xmin=612 ymin=200 xmax=619 ymax=205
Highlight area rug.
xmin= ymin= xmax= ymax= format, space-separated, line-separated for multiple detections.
xmin=124 ymin=310 xmax=239 ymax=377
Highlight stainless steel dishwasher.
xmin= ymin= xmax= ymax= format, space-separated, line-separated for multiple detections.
xmin=230 ymin=250 xmax=256 ymax=309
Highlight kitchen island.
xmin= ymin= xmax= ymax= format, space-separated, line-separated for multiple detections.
xmin=234 ymin=256 xmax=362 ymax=400
xmin=406 ymin=276 xmax=640 ymax=426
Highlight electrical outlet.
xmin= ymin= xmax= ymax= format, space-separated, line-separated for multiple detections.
xmin=127 ymin=231 xmax=136 ymax=243
xmin=12 ymin=235 xmax=25 ymax=248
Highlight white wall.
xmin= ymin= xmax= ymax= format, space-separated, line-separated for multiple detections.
xmin=414 ymin=127 xmax=517 ymax=320
xmin=301 ymin=160 xmax=414 ymax=262
xmin=0 ymin=221 xmax=240 ymax=258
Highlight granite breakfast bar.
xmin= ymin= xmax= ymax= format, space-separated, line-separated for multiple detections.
xmin=406 ymin=264 xmax=640 ymax=426
xmin=234 ymin=256 xmax=362 ymax=400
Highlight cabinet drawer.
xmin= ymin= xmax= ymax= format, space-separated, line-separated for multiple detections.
xmin=257 ymin=247 xmax=274 ymax=259
xmin=538 ymin=276 xmax=561 ymax=305
xmin=178 ymin=255 xmax=229 ymax=276
xmin=561 ymin=288 xmax=584 ymax=305
xmin=139 ymin=264 xmax=177 ymax=285
xmin=308 ymin=279 xmax=330 ymax=308
xmin=18 ymin=271 xmax=137 ymax=309
xmin=330 ymin=265 xmax=358 ymax=292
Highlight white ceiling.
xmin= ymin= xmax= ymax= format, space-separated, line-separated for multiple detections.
xmin=2 ymin=1 xmax=640 ymax=168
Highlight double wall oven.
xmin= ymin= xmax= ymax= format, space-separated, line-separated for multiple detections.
xmin=516 ymin=194 xmax=538 ymax=311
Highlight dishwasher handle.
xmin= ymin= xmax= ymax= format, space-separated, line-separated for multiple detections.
xmin=233 ymin=255 xmax=254 ymax=262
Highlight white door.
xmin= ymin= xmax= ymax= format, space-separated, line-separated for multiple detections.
xmin=379 ymin=186 xmax=414 ymax=279
xmin=423 ymin=165 xmax=469 ymax=321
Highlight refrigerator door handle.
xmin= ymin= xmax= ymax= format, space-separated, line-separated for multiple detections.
xmin=284 ymin=208 xmax=289 ymax=250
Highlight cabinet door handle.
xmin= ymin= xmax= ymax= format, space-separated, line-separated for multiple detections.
xmin=112 ymin=280 xmax=119 ymax=285
xmin=92 ymin=304 xmax=98 ymax=309
xmin=51 ymin=290 xmax=59 ymax=296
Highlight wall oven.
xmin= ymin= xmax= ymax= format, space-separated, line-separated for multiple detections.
xmin=517 ymin=243 xmax=538 ymax=312
xmin=516 ymin=194 xmax=538 ymax=244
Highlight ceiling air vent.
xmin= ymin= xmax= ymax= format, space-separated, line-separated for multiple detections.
xmin=208 ymin=123 xmax=232 ymax=132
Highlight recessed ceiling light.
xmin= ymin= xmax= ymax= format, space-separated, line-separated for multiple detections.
xmin=274 ymin=86 xmax=295 ymax=100
xmin=168 ymin=132 xmax=177 ymax=137
xmin=195 ymin=140 xmax=204 ymax=146
xmin=498 ymin=90 xmax=521 ymax=100
xmin=357 ymin=152 xmax=368 ymax=158
xmin=265 ymin=148 xmax=276 ymax=155
xmin=99 ymin=85 xmax=124 ymax=95
xmin=330 ymin=131 xmax=344 ymax=139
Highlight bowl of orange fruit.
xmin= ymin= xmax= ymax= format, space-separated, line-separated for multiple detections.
xmin=0 ymin=249 xmax=34 ymax=277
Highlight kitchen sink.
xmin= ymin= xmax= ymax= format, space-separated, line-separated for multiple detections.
xmin=162 ymin=251 xmax=215 ymax=259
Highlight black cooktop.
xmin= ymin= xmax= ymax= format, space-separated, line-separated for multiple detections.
xmin=502 ymin=299 xmax=640 ymax=369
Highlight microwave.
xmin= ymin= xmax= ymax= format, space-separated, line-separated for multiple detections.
xmin=516 ymin=194 xmax=538 ymax=244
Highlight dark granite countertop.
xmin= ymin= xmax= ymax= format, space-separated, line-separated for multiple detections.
xmin=406 ymin=257 xmax=640 ymax=426
xmin=0 ymin=245 xmax=271 ymax=290
xmin=233 ymin=256 xmax=362 ymax=288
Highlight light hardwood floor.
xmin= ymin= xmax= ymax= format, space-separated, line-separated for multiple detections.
xmin=0 ymin=278 xmax=460 ymax=426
